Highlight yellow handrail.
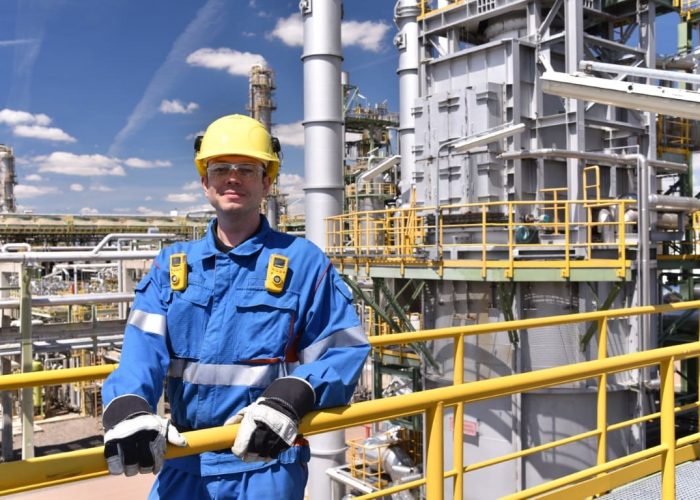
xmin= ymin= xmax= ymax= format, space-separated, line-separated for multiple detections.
xmin=326 ymin=199 xmax=635 ymax=278
xmin=3 ymin=301 xmax=700 ymax=498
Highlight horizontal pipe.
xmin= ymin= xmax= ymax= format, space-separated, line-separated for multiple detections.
xmin=499 ymin=148 xmax=687 ymax=174
xmin=649 ymin=194 xmax=700 ymax=212
xmin=0 ymin=364 xmax=115 ymax=391
xmin=0 ymin=250 xmax=158 ymax=264
xmin=92 ymin=233 xmax=176 ymax=254
xmin=580 ymin=60 xmax=700 ymax=86
xmin=0 ymin=292 xmax=134 ymax=309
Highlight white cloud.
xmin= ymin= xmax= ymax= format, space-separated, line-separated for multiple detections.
xmin=182 ymin=181 xmax=201 ymax=191
xmin=0 ymin=108 xmax=50 ymax=126
xmin=0 ymin=39 xmax=37 ymax=47
xmin=278 ymin=172 xmax=305 ymax=216
xmin=145 ymin=196 xmax=153 ymax=201
xmin=14 ymin=184 xmax=59 ymax=199
xmin=159 ymin=99 xmax=199 ymax=114
xmin=269 ymin=13 xmax=303 ymax=47
xmin=272 ymin=121 xmax=304 ymax=148
xmin=70 ymin=183 xmax=84 ymax=192
xmin=269 ymin=14 xmax=390 ymax=52
xmin=341 ymin=20 xmax=390 ymax=52
xmin=186 ymin=47 xmax=266 ymax=77
xmin=124 ymin=157 xmax=172 ymax=169
xmin=90 ymin=185 xmax=113 ymax=192
xmin=165 ymin=193 xmax=200 ymax=203
xmin=24 ymin=174 xmax=42 ymax=182
xmin=80 ymin=207 xmax=99 ymax=215
xmin=33 ymin=152 xmax=126 ymax=176
xmin=186 ymin=130 xmax=205 ymax=140
xmin=13 ymin=125 xmax=76 ymax=142
xmin=137 ymin=206 xmax=166 ymax=215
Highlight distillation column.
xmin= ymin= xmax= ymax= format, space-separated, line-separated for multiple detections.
xmin=0 ymin=145 xmax=16 ymax=213
xmin=300 ymin=0 xmax=345 ymax=498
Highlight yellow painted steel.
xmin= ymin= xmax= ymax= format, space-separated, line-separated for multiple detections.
xmin=0 ymin=364 xmax=115 ymax=391
xmin=660 ymin=359 xmax=676 ymax=499
xmin=326 ymin=199 xmax=634 ymax=277
xmin=5 ymin=302 xmax=700 ymax=496
xmin=452 ymin=334 xmax=464 ymax=499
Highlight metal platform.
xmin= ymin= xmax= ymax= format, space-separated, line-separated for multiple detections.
xmin=600 ymin=460 xmax=700 ymax=499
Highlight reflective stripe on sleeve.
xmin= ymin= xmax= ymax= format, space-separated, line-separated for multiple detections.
xmin=298 ymin=325 xmax=367 ymax=364
xmin=128 ymin=309 xmax=166 ymax=336
xmin=168 ymin=359 xmax=281 ymax=387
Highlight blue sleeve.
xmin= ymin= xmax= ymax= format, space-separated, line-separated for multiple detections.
xmin=101 ymin=255 xmax=171 ymax=428
xmin=290 ymin=262 xmax=369 ymax=410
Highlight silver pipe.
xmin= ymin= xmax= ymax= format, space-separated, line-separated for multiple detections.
xmin=0 ymin=292 xmax=134 ymax=309
xmin=499 ymin=149 xmax=687 ymax=174
xmin=301 ymin=0 xmax=344 ymax=251
xmin=1 ymin=243 xmax=31 ymax=252
xmin=648 ymin=194 xmax=700 ymax=211
xmin=300 ymin=1 xmax=346 ymax=498
xmin=0 ymin=250 xmax=158 ymax=264
xmin=92 ymin=232 xmax=176 ymax=254
xmin=394 ymin=0 xmax=420 ymax=200
xmin=580 ymin=59 xmax=700 ymax=86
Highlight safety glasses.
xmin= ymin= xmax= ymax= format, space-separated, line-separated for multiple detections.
xmin=207 ymin=162 xmax=265 ymax=181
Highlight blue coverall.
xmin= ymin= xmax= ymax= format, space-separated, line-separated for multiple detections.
xmin=102 ymin=217 xmax=370 ymax=499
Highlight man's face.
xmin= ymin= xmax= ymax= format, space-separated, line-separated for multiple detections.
xmin=201 ymin=154 xmax=271 ymax=218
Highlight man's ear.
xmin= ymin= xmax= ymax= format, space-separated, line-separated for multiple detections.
xmin=201 ymin=175 xmax=209 ymax=191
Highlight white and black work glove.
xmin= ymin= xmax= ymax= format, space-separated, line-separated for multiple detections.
xmin=228 ymin=377 xmax=315 ymax=462
xmin=103 ymin=407 xmax=187 ymax=476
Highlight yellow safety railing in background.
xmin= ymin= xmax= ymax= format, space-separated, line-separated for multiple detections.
xmin=2 ymin=301 xmax=700 ymax=498
xmin=326 ymin=199 xmax=635 ymax=278
xmin=676 ymin=0 xmax=700 ymax=20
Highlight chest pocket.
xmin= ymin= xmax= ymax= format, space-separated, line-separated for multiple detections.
xmin=165 ymin=282 xmax=213 ymax=359
xmin=233 ymin=288 xmax=299 ymax=361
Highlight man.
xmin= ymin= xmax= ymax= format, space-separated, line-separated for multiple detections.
xmin=101 ymin=114 xmax=369 ymax=499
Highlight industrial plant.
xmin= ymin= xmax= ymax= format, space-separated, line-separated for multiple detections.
xmin=3 ymin=0 xmax=700 ymax=498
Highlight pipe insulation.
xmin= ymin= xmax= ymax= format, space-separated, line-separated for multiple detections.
xmin=394 ymin=0 xmax=420 ymax=200
xmin=301 ymin=0 xmax=344 ymax=250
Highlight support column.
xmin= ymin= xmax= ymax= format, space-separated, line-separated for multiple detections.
xmin=564 ymin=0 xmax=584 ymax=241
xmin=1 ymin=356 xmax=12 ymax=462
xmin=20 ymin=264 xmax=34 ymax=459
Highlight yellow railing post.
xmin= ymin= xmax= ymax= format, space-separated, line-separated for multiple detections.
xmin=506 ymin=205 xmax=514 ymax=279
xmin=453 ymin=333 xmax=464 ymax=499
xmin=481 ymin=204 xmax=487 ymax=279
xmin=617 ymin=200 xmax=627 ymax=278
xmin=426 ymin=401 xmax=445 ymax=500
xmin=659 ymin=358 xmax=676 ymax=499
xmin=597 ymin=318 xmax=608 ymax=467
xmin=562 ymin=203 xmax=570 ymax=278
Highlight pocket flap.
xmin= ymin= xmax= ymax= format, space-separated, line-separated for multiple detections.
xmin=174 ymin=283 xmax=213 ymax=306
xmin=236 ymin=288 xmax=299 ymax=311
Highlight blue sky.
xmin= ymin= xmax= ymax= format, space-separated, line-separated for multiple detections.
xmin=0 ymin=1 xmax=682 ymax=216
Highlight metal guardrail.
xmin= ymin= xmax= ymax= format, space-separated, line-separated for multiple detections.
xmin=2 ymin=301 xmax=700 ymax=497
xmin=326 ymin=199 xmax=635 ymax=278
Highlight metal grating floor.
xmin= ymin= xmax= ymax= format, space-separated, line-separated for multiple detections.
xmin=599 ymin=460 xmax=700 ymax=499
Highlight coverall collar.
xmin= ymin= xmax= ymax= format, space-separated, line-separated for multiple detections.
xmin=201 ymin=216 xmax=271 ymax=259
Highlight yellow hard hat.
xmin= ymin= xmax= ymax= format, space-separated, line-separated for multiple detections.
xmin=194 ymin=114 xmax=281 ymax=181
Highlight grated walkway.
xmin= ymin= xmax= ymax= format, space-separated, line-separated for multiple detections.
xmin=599 ymin=460 xmax=700 ymax=499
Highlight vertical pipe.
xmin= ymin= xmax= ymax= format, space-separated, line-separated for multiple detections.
xmin=20 ymin=265 xmax=34 ymax=459
xmin=426 ymin=401 xmax=445 ymax=500
xmin=301 ymin=0 xmax=344 ymax=250
xmin=659 ymin=358 xmax=676 ymax=499
xmin=1 ymin=356 xmax=12 ymax=462
xmin=300 ymin=1 xmax=345 ymax=498
xmin=394 ymin=0 xmax=420 ymax=201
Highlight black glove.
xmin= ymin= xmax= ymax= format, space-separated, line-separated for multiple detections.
xmin=102 ymin=395 xmax=186 ymax=476
xmin=229 ymin=377 xmax=315 ymax=462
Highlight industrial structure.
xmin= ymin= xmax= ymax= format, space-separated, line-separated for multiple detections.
xmin=4 ymin=0 xmax=700 ymax=499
